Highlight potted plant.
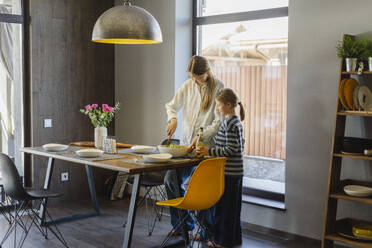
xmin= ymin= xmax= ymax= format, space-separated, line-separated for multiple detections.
xmin=364 ymin=39 xmax=372 ymax=72
xmin=80 ymin=103 xmax=120 ymax=149
xmin=336 ymin=36 xmax=367 ymax=72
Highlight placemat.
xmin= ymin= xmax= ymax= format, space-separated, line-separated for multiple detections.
xmin=32 ymin=147 xmax=126 ymax=162
xmin=118 ymin=148 xmax=158 ymax=155
xmin=123 ymin=157 xmax=192 ymax=166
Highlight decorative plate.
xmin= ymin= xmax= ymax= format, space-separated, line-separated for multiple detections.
xmin=343 ymin=78 xmax=359 ymax=110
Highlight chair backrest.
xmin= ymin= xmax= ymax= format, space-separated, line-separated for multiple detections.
xmin=181 ymin=157 xmax=226 ymax=210
xmin=0 ymin=153 xmax=29 ymax=201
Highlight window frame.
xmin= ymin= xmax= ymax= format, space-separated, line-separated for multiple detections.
xmin=192 ymin=0 xmax=288 ymax=55
xmin=192 ymin=1 xmax=288 ymax=208
xmin=0 ymin=0 xmax=31 ymax=186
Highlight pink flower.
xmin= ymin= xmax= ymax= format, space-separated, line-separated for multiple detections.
xmin=108 ymin=106 xmax=114 ymax=112
xmin=102 ymin=104 xmax=110 ymax=112
xmin=85 ymin=104 xmax=92 ymax=111
xmin=92 ymin=104 xmax=98 ymax=108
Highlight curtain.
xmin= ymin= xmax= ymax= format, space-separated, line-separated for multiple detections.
xmin=0 ymin=4 xmax=14 ymax=139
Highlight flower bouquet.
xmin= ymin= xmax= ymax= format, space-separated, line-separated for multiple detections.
xmin=80 ymin=103 xmax=120 ymax=148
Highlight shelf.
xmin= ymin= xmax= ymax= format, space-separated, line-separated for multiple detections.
xmin=338 ymin=111 xmax=372 ymax=117
xmin=342 ymin=71 xmax=372 ymax=75
xmin=325 ymin=234 xmax=372 ymax=248
xmin=330 ymin=192 xmax=372 ymax=205
xmin=333 ymin=153 xmax=372 ymax=161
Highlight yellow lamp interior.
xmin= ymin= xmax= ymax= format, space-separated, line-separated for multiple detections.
xmin=92 ymin=38 xmax=162 ymax=44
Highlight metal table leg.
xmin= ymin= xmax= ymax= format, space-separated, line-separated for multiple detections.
xmin=39 ymin=159 xmax=100 ymax=226
xmin=122 ymin=174 xmax=142 ymax=248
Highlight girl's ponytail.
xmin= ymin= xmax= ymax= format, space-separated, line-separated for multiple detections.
xmin=238 ymin=102 xmax=245 ymax=121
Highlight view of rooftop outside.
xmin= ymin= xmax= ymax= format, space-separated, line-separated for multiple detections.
xmin=196 ymin=1 xmax=288 ymax=194
xmin=197 ymin=0 xmax=288 ymax=17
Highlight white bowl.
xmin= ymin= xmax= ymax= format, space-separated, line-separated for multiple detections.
xmin=157 ymin=145 xmax=188 ymax=158
xmin=131 ymin=145 xmax=155 ymax=154
xmin=76 ymin=149 xmax=104 ymax=158
xmin=344 ymin=185 xmax=372 ymax=197
xmin=143 ymin=153 xmax=172 ymax=163
xmin=42 ymin=143 xmax=69 ymax=152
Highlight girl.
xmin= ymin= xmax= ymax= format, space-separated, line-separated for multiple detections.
xmin=197 ymin=88 xmax=245 ymax=248
xmin=164 ymin=55 xmax=224 ymax=234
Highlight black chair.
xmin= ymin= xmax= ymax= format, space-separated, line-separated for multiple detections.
xmin=123 ymin=139 xmax=180 ymax=236
xmin=124 ymin=171 xmax=168 ymax=236
xmin=0 ymin=182 xmax=12 ymax=224
xmin=0 ymin=153 xmax=69 ymax=248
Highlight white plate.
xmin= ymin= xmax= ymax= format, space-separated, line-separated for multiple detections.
xmin=42 ymin=143 xmax=69 ymax=152
xmin=143 ymin=153 xmax=172 ymax=163
xmin=131 ymin=145 xmax=155 ymax=154
xmin=76 ymin=149 xmax=104 ymax=158
xmin=344 ymin=185 xmax=372 ymax=197
xmin=358 ymin=86 xmax=372 ymax=111
xmin=353 ymin=85 xmax=360 ymax=110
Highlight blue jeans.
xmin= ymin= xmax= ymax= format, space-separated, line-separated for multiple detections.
xmin=164 ymin=167 xmax=195 ymax=231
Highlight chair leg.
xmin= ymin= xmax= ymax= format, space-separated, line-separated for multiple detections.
xmin=191 ymin=211 xmax=217 ymax=248
xmin=160 ymin=213 xmax=190 ymax=248
xmin=29 ymin=200 xmax=69 ymax=248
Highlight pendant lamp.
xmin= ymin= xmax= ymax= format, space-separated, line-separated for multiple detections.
xmin=92 ymin=0 xmax=163 ymax=44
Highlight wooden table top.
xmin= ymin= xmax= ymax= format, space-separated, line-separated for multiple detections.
xmin=21 ymin=147 xmax=200 ymax=175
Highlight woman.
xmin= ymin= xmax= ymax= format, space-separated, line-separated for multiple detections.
xmin=164 ymin=55 xmax=224 ymax=235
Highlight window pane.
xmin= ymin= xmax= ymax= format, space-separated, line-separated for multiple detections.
xmin=198 ymin=17 xmax=287 ymax=160
xmin=0 ymin=22 xmax=23 ymax=175
xmin=198 ymin=0 xmax=288 ymax=17
xmin=0 ymin=0 xmax=22 ymax=15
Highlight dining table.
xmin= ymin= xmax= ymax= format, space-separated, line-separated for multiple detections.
xmin=20 ymin=145 xmax=201 ymax=248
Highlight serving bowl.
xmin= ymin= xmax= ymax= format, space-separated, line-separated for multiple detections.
xmin=157 ymin=145 xmax=188 ymax=158
xmin=344 ymin=185 xmax=372 ymax=197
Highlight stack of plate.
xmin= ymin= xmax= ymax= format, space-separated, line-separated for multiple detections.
xmin=76 ymin=149 xmax=104 ymax=158
xmin=143 ymin=153 xmax=172 ymax=163
xmin=130 ymin=145 xmax=156 ymax=154
xmin=42 ymin=143 xmax=69 ymax=152
xmin=339 ymin=78 xmax=372 ymax=111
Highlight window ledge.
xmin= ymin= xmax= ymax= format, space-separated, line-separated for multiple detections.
xmin=242 ymin=194 xmax=286 ymax=210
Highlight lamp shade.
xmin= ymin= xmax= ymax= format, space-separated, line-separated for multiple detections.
xmin=92 ymin=3 xmax=163 ymax=44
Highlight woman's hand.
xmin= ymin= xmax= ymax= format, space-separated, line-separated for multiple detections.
xmin=187 ymin=136 xmax=198 ymax=153
xmin=166 ymin=118 xmax=177 ymax=138
xmin=196 ymin=145 xmax=209 ymax=157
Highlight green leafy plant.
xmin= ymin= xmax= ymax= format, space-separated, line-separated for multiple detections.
xmin=336 ymin=36 xmax=368 ymax=59
xmin=80 ymin=103 xmax=120 ymax=128
xmin=363 ymin=38 xmax=372 ymax=59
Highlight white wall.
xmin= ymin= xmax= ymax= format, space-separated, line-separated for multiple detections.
xmin=240 ymin=0 xmax=372 ymax=239
xmin=115 ymin=0 xmax=372 ymax=240
xmin=115 ymin=0 xmax=179 ymax=145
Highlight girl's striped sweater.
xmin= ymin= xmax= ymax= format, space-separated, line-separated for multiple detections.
xmin=209 ymin=115 xmax=245 ymax=176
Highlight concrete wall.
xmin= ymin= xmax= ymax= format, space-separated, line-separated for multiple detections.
xmin=240 ymin=0 xmax=372 ymax=239
xmin=115 ymin=0 xmax=372 ymax=240
xmin=115 ymin=0 xmax=191 ymax=145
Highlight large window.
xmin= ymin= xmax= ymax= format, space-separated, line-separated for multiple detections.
xmin=0 ymin=0 xmax=25 ymax=178
xmin=193 ymin=0 xmax=288 ymax=208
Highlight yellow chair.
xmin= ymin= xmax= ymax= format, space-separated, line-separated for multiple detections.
xmin=157 ymin=157 xmax=226 ymax=247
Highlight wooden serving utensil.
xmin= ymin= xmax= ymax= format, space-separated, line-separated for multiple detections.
xmin=69 ymin=141 xmax=134 ymax=148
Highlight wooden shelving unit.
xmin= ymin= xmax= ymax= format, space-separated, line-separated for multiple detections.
xmin=322 ymin=34 xmax=372 ymax=248
xmin=342 ymin=71 xmax=372 ymax=75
